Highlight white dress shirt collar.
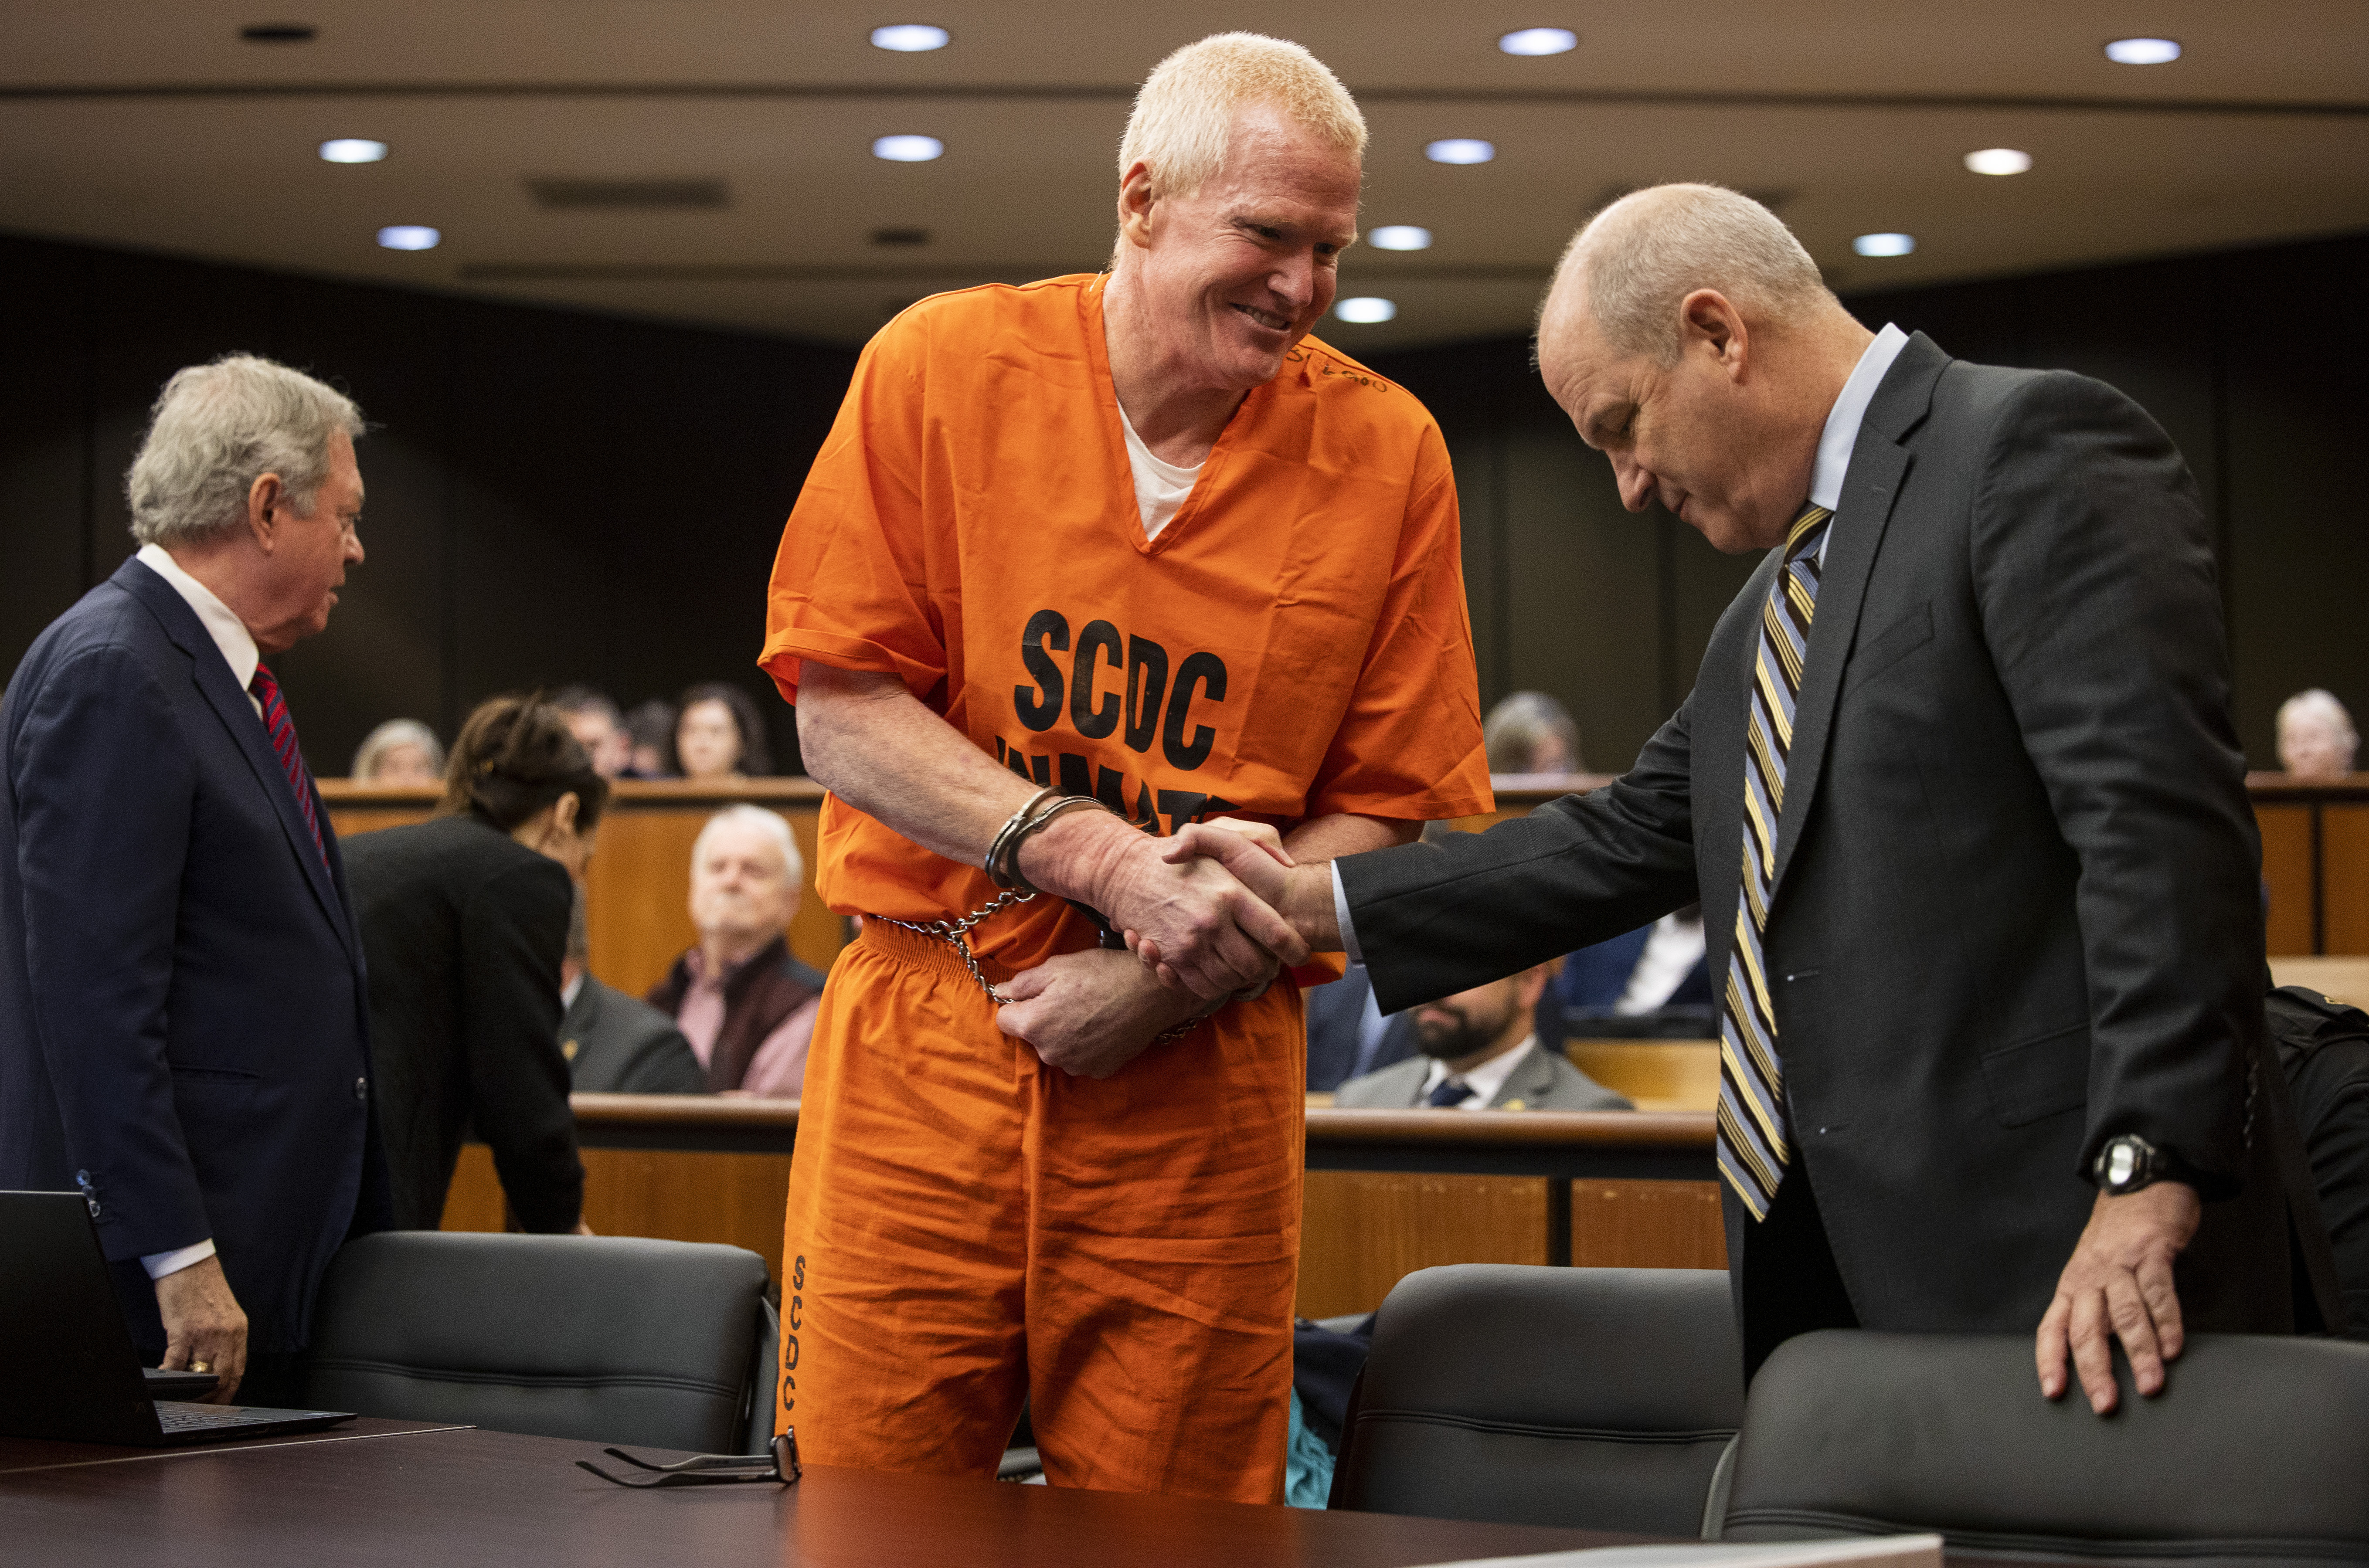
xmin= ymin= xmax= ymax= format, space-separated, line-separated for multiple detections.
xmin=1809 ymin=322 xmax=1910 ymax=514
xmin=136 ymin=543 xmax=260 ymax=697
xmin=1419 ymin=1035 xmax=1537 ymax=1110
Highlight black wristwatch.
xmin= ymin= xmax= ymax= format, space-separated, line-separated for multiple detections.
xmin=2091 ymin=1134 xmax=2183 ymax=1196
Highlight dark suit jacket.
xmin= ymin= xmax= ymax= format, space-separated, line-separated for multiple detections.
xmin=1342 ymin=335 xmax=2305 ymax=1335
xmin=2267 ymin=985 xmax=2369 ymax=1338
xmin=343 ymin=815 xmax=583 ymax=1233
xmin=0 ymin=557 xmax=383 ymax=1356
xmin=562 ymin=977 xmax=706 ymax=1095
xmin=1335 ymin=1044 xmax=1633 ymax=1111
xmin=1304 ymin=967 xmax=1418 ymax=1092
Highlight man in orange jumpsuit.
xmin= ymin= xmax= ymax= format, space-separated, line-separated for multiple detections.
xmin=758 ymin=32 xmax=1492 ymax=1502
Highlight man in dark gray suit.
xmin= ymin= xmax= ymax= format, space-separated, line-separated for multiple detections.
xmin=1150 ymin=183 xmax=2320 ymax=1414
xmin=557 ymin=889 xmax=705 ymax=1095
xmin=1335 ymin=961 xmax=1629 ymax=1112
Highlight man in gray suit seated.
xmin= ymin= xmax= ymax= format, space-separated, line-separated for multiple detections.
xmin=557 ymin=889 xmax=704 ymax=1095
xmin=1335 ymin=961 xmax=1630 ymax=1112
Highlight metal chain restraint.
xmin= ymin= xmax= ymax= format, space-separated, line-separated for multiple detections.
xmin=867 ymin=786 xmax=1228 ymax=1040
xmin=869 ymin=886 xmax=1038 ymax=1005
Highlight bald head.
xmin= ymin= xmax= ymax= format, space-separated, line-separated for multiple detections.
xmin=1547 ymin=183 xmax=1835 ymax=364
xmin=1535 ymin=183 xmax=1874 ymax=554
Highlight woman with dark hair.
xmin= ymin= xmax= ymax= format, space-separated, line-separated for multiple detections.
xmin=669 ymin=682 xmax=773 ymax=781
xmin=343 ymin=695 xmax=611 ymax=1232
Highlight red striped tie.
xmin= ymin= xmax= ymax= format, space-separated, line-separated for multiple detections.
xmin=249 ymin=664 xmax=329 ymax=871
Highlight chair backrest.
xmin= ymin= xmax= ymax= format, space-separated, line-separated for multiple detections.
xmin=1722 ymin=1330 xmax=2369 ymax=1562
xmin=1329 ymin=1264 xmax=1744 ymax=1534
xmin=305 ymin=1232 xmax=772 ymax=1454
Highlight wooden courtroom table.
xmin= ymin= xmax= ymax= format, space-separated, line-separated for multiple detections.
xmin=444 ymin=1098 xmax=1722 ymax=1319
xmin=0 ymin=1422 xmax=1638 ymax=1568
xmin=0 ymin=1423 xmax=2027 ymax=1568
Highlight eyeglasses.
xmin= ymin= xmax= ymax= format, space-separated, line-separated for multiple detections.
xmin=578 ymin=1431 xmax=800 ymax=1489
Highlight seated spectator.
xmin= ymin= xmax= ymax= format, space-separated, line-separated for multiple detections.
xmin=350 ymin=717 xmax=444 ymax=784
xmin=646 ymin=805 xmax=824 ymax=1096
xmin=343 ymin=695 xmax=598 ymax=1232
xmin=2278 ymin=689 xmax=2359 ymax=780
xmin=1306 ymin=966 xmax=1417 ymax=1092
xmin=1542 ymin=903 xmax=1715 ymax=1046
xmin=2266 ymin=983 xmax=2369 ymax=1338
xmin=551 ymin=685 xmax=634 ymax=779
xmin=670 ymin=682 xmax=773 ymax=782
xmin=558 ymin=886 xmax=705 ymax=1094
xmin=1483 ymin=690 xmax=1581 ymax=775
xmin=1334 ymin=961 xmax=1631 ymax=1111
xmin=623 ymin=698 xmax=676 ymax=777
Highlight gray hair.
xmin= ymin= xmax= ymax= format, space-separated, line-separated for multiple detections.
xmin=1117 ymin=33 xmax=1364 ymax=205
xmin=125 ymin=353 xmax=364 ymax=547
xmin=1483 ymin=690 xmax=1583 ymax=774
xmin=2278 ymin=689 xmax=2358 ymax=747
xmin=1559 ymin=183 xmax=1833 ymax=365
xmin=350 ymin=718 xmax=445 ymax=781
xmin=691 ymin=804 xmax=804 ymax=887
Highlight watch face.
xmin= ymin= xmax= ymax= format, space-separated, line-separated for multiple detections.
xmin=2106 ymin=1142 xmax=2140 ymax=1188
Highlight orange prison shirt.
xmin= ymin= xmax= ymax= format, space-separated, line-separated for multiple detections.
xmin=757 ymin=273 xmax=1491 ymax=1500
xmin=759 ymin=272 xmax=1492 ymax=964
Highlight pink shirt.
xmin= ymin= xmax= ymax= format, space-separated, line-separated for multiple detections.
xmin=673 ymin=947 xmax=819 ymax=1099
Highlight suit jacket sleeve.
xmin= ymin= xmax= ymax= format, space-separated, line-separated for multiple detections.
xmin=461 ymin=857 xmax=584 ymax=1231
xmin=1340 ymin=694 xmax=1702 ymax=1015
xmin=1971 ymin=370 xmax=2261 ymax=1186
xmin=11 ymin=645 xmax=211 ymax=1259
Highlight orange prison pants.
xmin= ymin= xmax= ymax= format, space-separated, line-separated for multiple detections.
xmin=774 ymin=921 xmax=1303 ymax=1503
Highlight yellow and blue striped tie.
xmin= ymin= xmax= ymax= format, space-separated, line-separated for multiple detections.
xmin=1719 ymin=501 xmax=1832 ymax=1221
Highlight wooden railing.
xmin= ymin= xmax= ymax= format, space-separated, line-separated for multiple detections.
xmin=442 ymin=1097 xmax=1722 ymax=1319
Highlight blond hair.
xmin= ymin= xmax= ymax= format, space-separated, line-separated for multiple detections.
xmin=1560 ymin=183 xmax=1833 ymax=365
xmin=1117 ymin=33 xmax=1365 ymax=202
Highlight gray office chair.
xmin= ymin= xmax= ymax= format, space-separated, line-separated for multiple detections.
xmin=1721 ymin=1330 xmax=2369 ymax=1562
xmin=305 ymin=1232 xmax=776 ymax=1454
xmin=1329 ymin=1265 xmax=1744 ymax=1534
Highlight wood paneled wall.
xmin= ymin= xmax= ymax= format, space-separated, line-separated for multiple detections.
xmin=443 ymin=1146 xmax=1728 ymax=1318
xmin=321 ymin=778 xmax=843 ymax=992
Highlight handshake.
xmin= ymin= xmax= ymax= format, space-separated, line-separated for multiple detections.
xmin=1099 ymin=820 xmax=1331 ymax=1002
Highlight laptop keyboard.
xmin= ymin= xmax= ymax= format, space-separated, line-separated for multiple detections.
xmin=155 ymin=1403 xmax=295 ymax=1431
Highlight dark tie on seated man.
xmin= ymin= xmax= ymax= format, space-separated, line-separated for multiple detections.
xmin=1333 ymin=961 xmax=1631 ymax=1112
xmin=1147 ymin=181 xmax=2336 ymax=1411
xmin=0 ymin=353 xmax=384 ymax=1407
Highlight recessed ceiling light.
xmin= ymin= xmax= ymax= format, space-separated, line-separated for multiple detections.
xmin=1962 ymin=147 xmax=2032 ymax=176
xmin=239 ymin=22 xmax=316 ymax=42
xmin=1335 ymin=297 xmax=1397 ymax=324
xmin=1368 ymin=225 xmax=1433 ymax=251
xmin=1852 ymin=232 xmax=1915 ymax=258
xmin=873 ymin=134 xmax=944 ymax=163
xmin=319 ymin=139 xmax=387 ymax=164
xmin=1498 ymin=27 xmax=1577 ymax=56
xmin=870 ymin=23 xmax=950 ymax=51
xmin=376 ymin=225 xmax=440 ymax=251
xmin=1425 ymin=139 xmax=1495 ymax=166
xmin=2104 ymin=37 xmax=2181 ymax=64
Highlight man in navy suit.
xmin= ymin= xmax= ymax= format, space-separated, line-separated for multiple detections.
xmin=0 ymin=354 xmax=382 ymax=1406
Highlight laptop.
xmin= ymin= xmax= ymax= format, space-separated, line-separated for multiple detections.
xmin=0 ymin=1191 xmax=355 ymax=1446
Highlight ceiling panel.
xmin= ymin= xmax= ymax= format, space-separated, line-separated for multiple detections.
xmin=3 ymin=1 xmax=2364 ymax=350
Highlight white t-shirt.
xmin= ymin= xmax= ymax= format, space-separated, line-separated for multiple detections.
xmin=1117 ymin=404 xmax=1203 ymax=541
